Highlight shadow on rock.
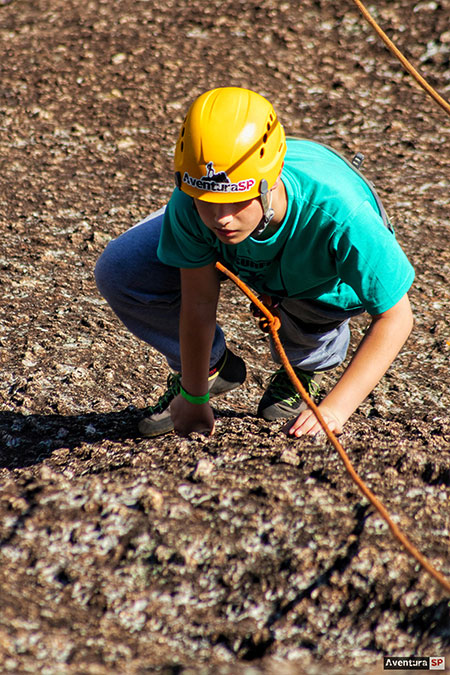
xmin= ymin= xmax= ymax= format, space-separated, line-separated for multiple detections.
xmin=0 ymin=406 xmax=252 ymax=469
xmin=0 ymin=407 xmax=143 ymax=469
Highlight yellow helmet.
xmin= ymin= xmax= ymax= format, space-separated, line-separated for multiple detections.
xmin=174 ymin=87 xmax=286 ymax=204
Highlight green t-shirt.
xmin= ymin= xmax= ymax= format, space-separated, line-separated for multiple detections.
xmin=158 ymin=138 xmax=414 ymax=315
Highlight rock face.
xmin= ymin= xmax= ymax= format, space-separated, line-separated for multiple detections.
xmin=0 ymin=0 xmax=449 ymax=672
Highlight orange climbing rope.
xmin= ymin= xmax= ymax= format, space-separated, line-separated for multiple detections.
xmin=216 ymin=260 xmax=450 ymax=596
xmin=351 ymin=0 xmax=450 ymax=117
xmin=213 ymin=0 xmax=450 ymax=597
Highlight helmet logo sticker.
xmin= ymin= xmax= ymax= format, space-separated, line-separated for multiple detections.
xmin=182 ymin=161 xmax=255 ymax=194
xmin=205 ymin=162 xmax=229 ymax=184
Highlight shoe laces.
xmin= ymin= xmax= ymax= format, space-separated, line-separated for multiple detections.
xmin=146 ymin=372 xmax=181 ymax=414
xmin=146 ymin=353 xmax=227 ymax=416
xmin=268 ymin=368 xmax=320 ymax=402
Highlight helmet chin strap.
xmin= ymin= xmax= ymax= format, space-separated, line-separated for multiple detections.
xmin=254 ymin=179 xmax=274 ymax=236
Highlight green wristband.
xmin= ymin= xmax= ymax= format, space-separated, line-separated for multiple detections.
xmin=180 ymin=384 xmax=210 ymax=405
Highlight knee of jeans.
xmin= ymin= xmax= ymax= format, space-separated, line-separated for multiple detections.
xmin=94 ymin=241 xmax=128 ymax=303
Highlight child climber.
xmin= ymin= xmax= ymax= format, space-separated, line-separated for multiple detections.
xmin=95 ymin=87 xmax=414 ymax=438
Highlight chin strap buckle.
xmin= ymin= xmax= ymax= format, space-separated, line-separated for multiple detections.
xmin=254 ymin=179 xmax=274 ymax=236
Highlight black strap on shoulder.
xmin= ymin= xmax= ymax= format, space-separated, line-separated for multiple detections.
xmin=286 ymin=137 xmax=394 ymax=232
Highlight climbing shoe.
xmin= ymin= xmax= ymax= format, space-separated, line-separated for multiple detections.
xmin=257 ymin=367 xmax=323 ymax=421
xmin=138 ymin=348 xmax=246 ymax=437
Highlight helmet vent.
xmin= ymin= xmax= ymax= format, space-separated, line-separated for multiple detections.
xmin=260 ymin=147 xmax=265 ymax=158
xmin=180 ymin=141 xmax=184 ymax=152
xmin=263 ymin=133 xmax=268 ymax=144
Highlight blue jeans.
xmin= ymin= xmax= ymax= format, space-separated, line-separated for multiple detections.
xmin=95 ymin=208 xmax=362 ymax=373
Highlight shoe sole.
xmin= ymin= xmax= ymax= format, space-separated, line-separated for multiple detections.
xmin=138 ymin=415 xmax=175 ymax=438
xmin=258 ymin=400 xmax=309 ymax=421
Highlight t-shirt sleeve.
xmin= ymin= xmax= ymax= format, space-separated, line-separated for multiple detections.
xmin=331 ymin=200 xmax=415 ymax=315
xmin=157 ymin=189 xmax=217 ymax=268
